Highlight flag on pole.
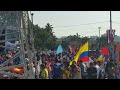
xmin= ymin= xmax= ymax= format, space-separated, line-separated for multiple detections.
xmin=111 ymin=42 xmax=119 ymax=61
xmin=96 ymin=55 xmax=104 ymax=63
xmin=69 ymin=46 xmax=75 ymax=53
xmin=115 ymin=42 xmax=119 ymax=51
xmin=117 ymin=53 xmax=120 ymax=63
xmin=70 ymin=41 xmax=88 ymax=65
xmin=110 ymin=30 xmax=115 ymax=43
xmin=56 ymin=45 xmax=63 ymax=54
xmin=100 ymin=46 xmax=109 ymax=56
xmin=106 ymin=30 xmax=115 ymax=44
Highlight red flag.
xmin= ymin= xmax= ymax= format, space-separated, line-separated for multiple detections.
xmin=69 ymin=46 xmax=75 ymax=53
xmin=115 ymin=42 xmax=119 ymax=51
xmin=100 ymin=46 xmax=109 ymax=56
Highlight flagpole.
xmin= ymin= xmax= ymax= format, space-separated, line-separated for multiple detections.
xmin=110 ymin=11 xmax=112 ymax=59
xmin=110 ymin=11 xmax=112 ymax=31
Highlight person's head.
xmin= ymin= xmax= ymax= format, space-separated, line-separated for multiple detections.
xmin=72 ymin=61 xmax=77 ymax=66
xmin=40 ymin=64 xmax=45 ymax=70
xmin=97 ymin=61 xmax=101 ymax=66
xmin=44 ymin=61 xmax=48 ymax=66
xmin=58 ymin=59 xmax=62 ymax=63
xmin=55 ymin=59 xmax=58 ymax=63
xmin=65 ymin=62 xmax=69 ymax=67
xmin=90 ymin=63 xmax=94 ymax=68
xmin=110 ymin=59 xmax=113 ymax=62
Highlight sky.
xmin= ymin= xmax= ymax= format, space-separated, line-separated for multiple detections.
xmin=30 ymin=11 xmax=120 ymax=38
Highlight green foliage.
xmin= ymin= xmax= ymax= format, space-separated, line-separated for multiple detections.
xmin=33 ymin=23 xmax=57 ymax=50
xmin=58 ymin=33 xmax=89 ymax=51
xmin=32 ymin=22 xmax=118 ymax=51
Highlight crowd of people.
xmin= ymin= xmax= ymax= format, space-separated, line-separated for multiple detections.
xmin=0 ymin=47 xmax=33 ymax=79
xmin=36 ymin=50 xmax=120 ymax=79
xmin=0 ymin=46 xmax=120 ymax=79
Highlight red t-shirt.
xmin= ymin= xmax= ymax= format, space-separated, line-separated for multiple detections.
xmin=50 ymin=61 xmax=54 ymax=66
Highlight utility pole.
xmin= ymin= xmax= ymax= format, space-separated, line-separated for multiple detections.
xmin=30 ymin=12 xmax=39 ymax=79
xmin=110 ymin=11 xmax=112 ymax=31
xmin=98 ymin=27 xmax=101 ymax=50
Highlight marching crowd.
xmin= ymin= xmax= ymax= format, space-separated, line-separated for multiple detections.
xmin=37 ymin=50 xmax=120 ymax=79
xmin=0 ymin=46 xmax=120 ymax=79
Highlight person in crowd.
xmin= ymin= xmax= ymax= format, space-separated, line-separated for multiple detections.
xmin=87 ymin=63 xmax=97 ymax=79
xmin=80 ymin=60 xmax=87 ymax=79
xmin=70 ymin=61 xmax=77 ymax=79
xmin=62 ymin=62 xmax=70 ymax=79
xmin=94 ymin=61 xmax=101 ymax=79
xmin=36 ymin=51 xmax=40 ymax=62
xmin=105 ymin=59 xmax=115 ymax=79
xmin=39 ymin=63 xmax=48 ymax=79
xmin=52 ymin=59 xmax=62 ymax=79
xmin=74 ymin=62 xmax=81 ymax=79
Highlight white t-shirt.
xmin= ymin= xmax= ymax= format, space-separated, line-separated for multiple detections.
xmin=95 ymin=64 xmax=101 ymax=79
xmin=32 ymin=67 xmax=35 ymax=73
xmin=82 ymin=63 xmax=87 ymax=72
xmin=89 ymin=57 xmax=94 ymax=63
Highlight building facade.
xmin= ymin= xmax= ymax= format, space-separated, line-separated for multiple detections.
xmin=0 ymin=11 xmax=19 ymax=46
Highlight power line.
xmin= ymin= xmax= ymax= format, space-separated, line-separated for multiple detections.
xmin=53 ymin=21 xmax=109 ymax=28
xmin=53 ymin=27 xmax=105 ymax=31
xmin=112 ymin=21 xmax=120 ymax=24
xmin=54 ymin=27 xmax=109 ymax=37
xmin=80 ymin=28 xmax=107 ymax=36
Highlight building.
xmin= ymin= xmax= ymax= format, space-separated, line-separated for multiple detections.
xmin=0 ymin=11 xmax=19 ymax=46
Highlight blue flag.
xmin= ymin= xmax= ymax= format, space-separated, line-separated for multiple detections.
xmin=56 ymin=45 xmax=63 ymax=54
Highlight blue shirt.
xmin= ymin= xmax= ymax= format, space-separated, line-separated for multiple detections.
xmin=53 ymin=63 xmax=62 ymax=77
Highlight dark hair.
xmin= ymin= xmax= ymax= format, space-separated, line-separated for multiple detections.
xmin=65 ymin=62 xmax=69 ymax=67
xmin=40 ymin=64 xmax=45 ymax=68
xmin=55 ymin=59 xmax=58 ymax=63
xmin=90 ymin=63 xmax=94 ymax=66
xmin=97 ymin=61 xmax=101 ymax=65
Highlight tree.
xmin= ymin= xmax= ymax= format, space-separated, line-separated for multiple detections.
xmin=45 ymin=23 xmax=53 ymax=35
xmin=33 ymin=23 xmax=57 ymax=50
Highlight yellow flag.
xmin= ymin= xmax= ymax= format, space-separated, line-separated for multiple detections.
xmin=96 ymin=55 xmax=104 ymax=63
xmin=70 ymin=41 xmax=88 ymax=66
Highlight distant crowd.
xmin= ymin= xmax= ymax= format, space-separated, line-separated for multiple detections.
xmin=36 ymin=50 xmax=120 ymax=79
xmin=0 ymin=47 xmax=120 ymax=79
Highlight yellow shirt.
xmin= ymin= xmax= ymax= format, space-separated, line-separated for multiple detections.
xmin=41 ymin=68 xmax=48 ymax=79
xmin=63 ymin=68 xmax=70 ymax=79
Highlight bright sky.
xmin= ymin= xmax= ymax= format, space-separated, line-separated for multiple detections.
xmin=30 ymin=11 xmax=120 ymax=38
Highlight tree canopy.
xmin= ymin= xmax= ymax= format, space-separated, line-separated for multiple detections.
xmin=32 ymin=23 xmax=119 ymax=51
xmin=33 ymin=23 xmax=58 ymax=50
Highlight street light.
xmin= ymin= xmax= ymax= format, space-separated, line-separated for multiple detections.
xmin=30 ymin=12 xmax=39 ymax=79
xmin=98 ymin=27 xmax=101 ymax=50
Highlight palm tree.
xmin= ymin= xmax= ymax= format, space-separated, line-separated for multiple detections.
xmin=45 ymin=23 xmax=53 ymax=35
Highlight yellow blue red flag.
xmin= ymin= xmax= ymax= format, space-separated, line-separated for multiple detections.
xmin=70 ymin=41 xmax=88 ymax=65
